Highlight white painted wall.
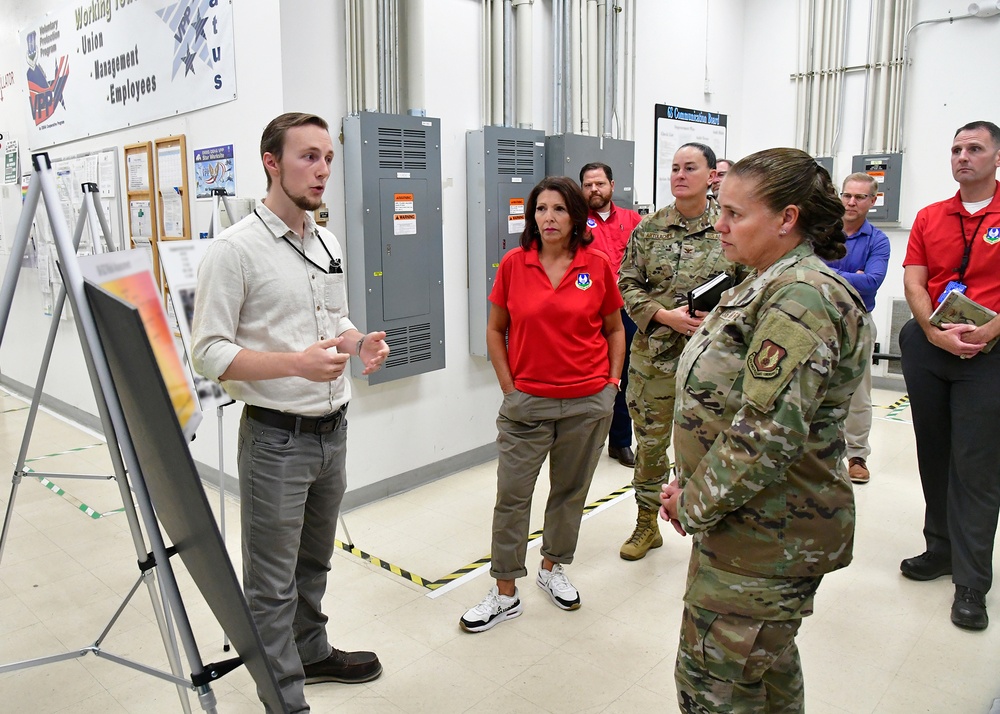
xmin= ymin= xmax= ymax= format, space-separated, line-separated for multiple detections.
xmin=0 ymin=0 xmax=997 ymax=495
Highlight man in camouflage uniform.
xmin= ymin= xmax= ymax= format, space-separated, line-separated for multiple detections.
xmin=663 ymin=239 xmax=868 ymax=711
xmin=617 ymin=143 xmax=748 ymax=560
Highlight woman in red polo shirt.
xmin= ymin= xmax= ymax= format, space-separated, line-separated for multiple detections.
xmin=460 ymin=176 xmax=625 ymax=633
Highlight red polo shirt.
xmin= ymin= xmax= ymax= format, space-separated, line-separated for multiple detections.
xmin=490 ymin=245 xmax=623 ymax=398
xmin=904 ymin=181 xmax=1000 ymax=312
xmin=587 ymin=202 xmax=643 ymax=281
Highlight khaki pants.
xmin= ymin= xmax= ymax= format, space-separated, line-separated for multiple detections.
xmin=844 ymin=314 xmax=875 ymax=461
xmin=490 ymin=387 xmax=615 ymax=580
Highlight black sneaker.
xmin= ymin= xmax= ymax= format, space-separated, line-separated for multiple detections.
xmin=303 ymin=648 xmax=382 ymax=684
xmin=900 ymin=551 xmax=952 ymax=581
xmin=951 ymin=586 xmax=988 ymax=631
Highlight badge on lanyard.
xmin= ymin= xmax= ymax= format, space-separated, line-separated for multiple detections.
xmin=937 ymin=280 xmax=967 ymax=304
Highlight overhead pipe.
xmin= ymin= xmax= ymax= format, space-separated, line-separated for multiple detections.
xmin=513 ymin=0 xmax=533 ymax=129
xmin=830 ymin=0 xmax=850 ymax=155
xmin=345 ymin=1 xmax=355 ymax=113
xmin=503 ymin=0 xmax=514 ymax=127
xmin=873 ymin=0 xmax=892 ymax=150
xmin=563 ymin=0 xmax=572 ymax=134
xmin=570 ymin=0 xmax=582 ymax=134
xmin=586 ymin=0 xmax=598 ymax=135
xmin=624 ymin=0 xmax=636 ymax=140
xmin=602 ymin=0 xmax=615 ymax=138
xmin=553 ymin=0 xmax=562 ymax=133
xmin=361 ymin=0 xmax=379 ymax=112
xmin=597 ymin=0 xmax=606 ymax=137
xmin=860 ymin=0 xmax=878 ymax=151
xmin=482 ymin=0 xmax=491 ymax=123
xmin=492 ymin=0 xmax=504 ymax=126
xmin=405 ymin=0 xmax=425 ymax=116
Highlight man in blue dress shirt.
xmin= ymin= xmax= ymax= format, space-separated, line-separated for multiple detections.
xmin=824 ymin=172 xmax=891 ymax=484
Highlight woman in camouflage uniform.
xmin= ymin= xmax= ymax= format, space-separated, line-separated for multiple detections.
xmin=617 ymin=143 xmax=749 ymax=561
xmin=660 ymin=148 xmax=870 ymax=712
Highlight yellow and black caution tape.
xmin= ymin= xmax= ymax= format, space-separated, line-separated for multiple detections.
xmin=880 ymin=394 xmax=910 ymax=421
xmin=337 ymin=483 xmax=636 ymax=591
xmin=333 ymin=539 xmax=434 ymax=588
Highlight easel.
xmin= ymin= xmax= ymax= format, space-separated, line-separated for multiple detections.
xmin=0 ymin=154 xmax=228 ymax=713
xmin=0 ymin=183 xmax=117 ymax=565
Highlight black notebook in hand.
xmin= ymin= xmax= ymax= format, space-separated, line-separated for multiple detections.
xmin=687 ymin=273 xmax=734 ymax=316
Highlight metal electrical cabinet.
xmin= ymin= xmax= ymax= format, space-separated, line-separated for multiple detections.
xmin=545 ymin=133 xmax=637 ymax=208
xmin=343 ymin=112 xmax=445 ymax=384
xmin=852 ymin=153 xmax=903 ymax=222
xmin=467 ymin=126 xmax=546 ymax=357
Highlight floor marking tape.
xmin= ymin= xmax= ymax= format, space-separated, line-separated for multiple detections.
xmin=24 ymin=467 xmax=124 ymax=520
xmin=334 ymin=484 xmax=637 ymax=596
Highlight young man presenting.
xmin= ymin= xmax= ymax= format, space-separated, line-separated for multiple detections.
xmin=192 ymin=113 xmax=390 ymax=712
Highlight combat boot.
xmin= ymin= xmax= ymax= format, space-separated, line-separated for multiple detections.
xmin=619 ymin=506 xmax=663 ymax=561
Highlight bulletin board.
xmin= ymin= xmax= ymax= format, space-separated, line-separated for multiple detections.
xmin=653 ymin=104 xmax=728 ymax=209
xmin=124 ymin=141 xmax=160 ymax=285
xmin=28 ymin=146 xmax=124 ymax=316
xmin=154 ymin=135 xmax=191 ymax=241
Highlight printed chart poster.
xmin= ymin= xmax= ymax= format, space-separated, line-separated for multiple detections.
xmin=194 ymin=143 xmax=235 ymax=199
xmin=78 ymin=249 xmax=203 ymax=439
xmin=653 ymin=104 xmax=727 ymax=210
xmin=158 ymin=239 xmax=233 ymax=411
xmin=21 ymin=0 xmax=237 ymax=149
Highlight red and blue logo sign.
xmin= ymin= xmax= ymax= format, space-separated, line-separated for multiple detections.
xmin=26 ymin=31 xmax=70 ymax=126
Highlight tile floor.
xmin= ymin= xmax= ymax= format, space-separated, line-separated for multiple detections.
xmin=0 ymin=387 xmax=998 ymax=713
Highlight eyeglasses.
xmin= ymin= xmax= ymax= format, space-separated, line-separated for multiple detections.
xmin=840 ymin=192 xmax=874 ymax=202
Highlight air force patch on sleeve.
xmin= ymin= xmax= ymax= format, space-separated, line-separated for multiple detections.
xmin=748 ymin=339 xmax=787 ymax=379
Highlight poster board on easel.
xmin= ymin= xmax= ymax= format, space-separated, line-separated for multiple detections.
xmin=124 ymin=141 xmax=159 ymax=284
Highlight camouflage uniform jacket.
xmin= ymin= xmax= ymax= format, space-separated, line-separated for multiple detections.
xmin=674 ymin=242 xmax=869 ymax=592
xmin=618 ymin=197 xmax=749 ymax=373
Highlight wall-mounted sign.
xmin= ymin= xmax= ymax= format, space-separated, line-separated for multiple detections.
xmin=22 ymin=0 xmax=237 ymax=149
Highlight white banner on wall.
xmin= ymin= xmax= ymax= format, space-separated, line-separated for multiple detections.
xmin=21 ymin=0 xmax=237 ymax=149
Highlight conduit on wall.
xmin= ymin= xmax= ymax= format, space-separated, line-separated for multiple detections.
xmin=346 ymin=0 xmax=428 ymax=116
xmin=478 ymin=0 xmax=630 ymax=136
xmin=792 ymin=0 xmax=912 ymax=157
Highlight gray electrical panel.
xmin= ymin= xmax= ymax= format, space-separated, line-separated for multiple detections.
xmin=852 ymin=153 xmax=903 ymax=222
xmin=814 ymin=156 xmax=834 ymax=176
xmin=545 ymin=133 xmax=636 ymax=207
xmin=343 ymin=112 xmax=445 ymax=384
xmin=467 ymin=126 xmax=546 ymax=357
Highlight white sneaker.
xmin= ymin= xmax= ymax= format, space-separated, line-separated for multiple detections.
xmin=536 ymin=562 xmax=581 ymax=610
xmin=460 ymin=585 xmax=523 ymax=633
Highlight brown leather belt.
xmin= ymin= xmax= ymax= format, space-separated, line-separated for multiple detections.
xmin=245 ymin=404 xmax=347 ymax=435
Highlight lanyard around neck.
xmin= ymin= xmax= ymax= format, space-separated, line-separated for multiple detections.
xmin=254 ymin=209 xmax=341 ymax=274
xmin=956 ymin=213 xmax=987 ymax=283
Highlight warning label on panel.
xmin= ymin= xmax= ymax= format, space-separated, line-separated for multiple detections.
xmin=394 ymin=193 xmax=414 ymax=212
xmin=394 ymin=213 xmax=417 ymax=235
xmin=509 ymin=198 xmax=525 ymax=215
xmin=508 ymin=215 xmax=525 ymax=234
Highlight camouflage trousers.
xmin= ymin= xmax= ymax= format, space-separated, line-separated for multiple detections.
xmin=675 ymin=604 xmax=804 ymax=713
xmin=625 ymin=356 xmax=678 ymax=511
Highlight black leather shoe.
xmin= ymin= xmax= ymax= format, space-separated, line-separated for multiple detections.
xmin=303 ymin=648 xmax=383 ymax=684
xmin=900 ymin=551 xmax=952 ymax=581
xmin=608 ymin=445 xmax=636 ymax=467
xmin=951 ymin=586 xmax=988 ymax=631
